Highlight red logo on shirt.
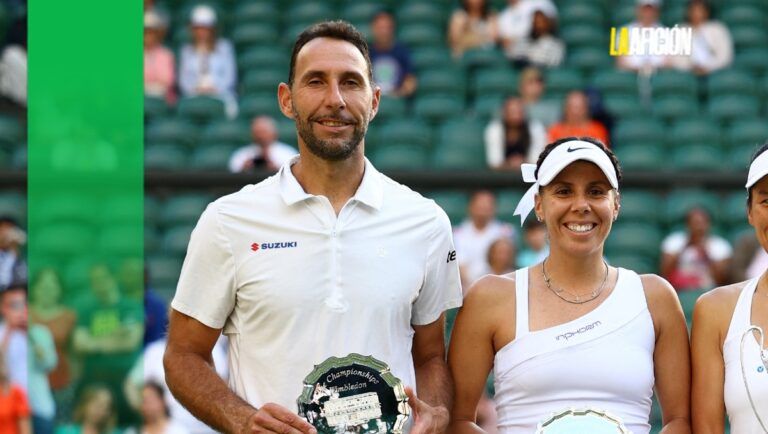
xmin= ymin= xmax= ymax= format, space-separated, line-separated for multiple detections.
xmin=251 ymin=243 xmax=260 ymax=251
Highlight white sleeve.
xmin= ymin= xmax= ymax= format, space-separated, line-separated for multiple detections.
xmin=484 ymin=120 xmax=504 ymax=168
xmin=661 ymin=233 xmax=685 ymax=255
xmin=171 ymin=203 xmax=237 ymax=329
xmin=412 ymin=204 xmax=463 ymax=325
xmin=709 ymin=237 xmax=733 ymax=261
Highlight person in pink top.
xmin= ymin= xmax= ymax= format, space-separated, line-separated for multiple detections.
xmin=144 ymin=10 xmax=175 ymax=104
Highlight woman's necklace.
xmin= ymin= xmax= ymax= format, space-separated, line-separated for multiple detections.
xmin=542 ymin=258 xmax=609 ymax=304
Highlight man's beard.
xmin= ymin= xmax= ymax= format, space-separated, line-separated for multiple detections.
xmin=293 ymin=105 xmax=368 ymax=161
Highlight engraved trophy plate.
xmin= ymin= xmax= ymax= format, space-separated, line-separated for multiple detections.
xmin=536 ymin=408 xmax=631 ymax=434
xmin=298 ymin=354 xmax=410 ymax=434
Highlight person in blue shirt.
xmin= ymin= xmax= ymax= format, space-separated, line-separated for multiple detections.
xmin=368 ymin=10 xmax=417 ymax=98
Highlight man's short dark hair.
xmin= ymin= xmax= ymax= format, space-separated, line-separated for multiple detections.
xmin=288 ymin=20 xmax=374 ymax=88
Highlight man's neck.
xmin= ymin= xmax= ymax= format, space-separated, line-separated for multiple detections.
xmin=291 ymin=151 xmax=366 ymax=215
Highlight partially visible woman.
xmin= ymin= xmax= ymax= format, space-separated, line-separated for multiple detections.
xmin=55 ymin=385 xmax=120 ymax=434
xmin=691 ymin=143 xmax=768 ymax=433
xmin=448 ymin=0 xmax=498 ymax=59
xmin=143 ymin=10 xmax=176 ymax=104
xmin=448 ymin=137 xmax=690 ymax=433
xmin=484 ymin=95 xmax=547 ymax=169
xmin=670 ymin=0 xmax=732 ymax=75
xmin=125 ymin=382 xmax=188 ymax=434
xmin=508 ymin=9 xmax=564 ymax=68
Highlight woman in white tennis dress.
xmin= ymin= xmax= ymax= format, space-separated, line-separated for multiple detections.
xmin=447 ymin=137 xmax=691 ymax=433
xmin=692 ymin=143 xmax=768 ymax=434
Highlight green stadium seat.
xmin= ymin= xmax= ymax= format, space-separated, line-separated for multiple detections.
xmin=287 ymin=2 xmax=335 ymax=24
xmin=661 ymin=4 xmax=686 ymax=26
xmin=237 ymin=46 xmax=288 ymax=73
xmin=707 ymin=95 xmax=760 ymax=122
xmin=544 ymin=68 xmax=585 ymax=99
xmin=614 ymin=143 xmax=665 ymax=171
xmin=378 ymin=118 xmax=433 ymax=148
xmin=0 ymin=192 xmax=25 ymax=222
xmin=436 ymin=118 xmax=485 ymax=150
xmin=560 ymin=24 xmax=606 ymax=49
xmin=374 ymin=95 xmax=408 ymax=122
xmin=651 ymin=70 xmax=698 ymax=99
xmin=652 ymin=95 xmax=700 ymax=121
xmin=240 ymin=93 xmax=283 ymax=120
xmin=413 ymin=96 xmax=465 ymax=123
xmin=605 ymin=222 xmax=663 ymax=258
xmin=591 ymin=70 xmax=638 ymax=98
xmin=418 ymin=67 xmax=466 ymax=98
xmin=0 ymin=116 xmax=22 ymax=149
xmin=429 ymin=191 xmax=469 ymax=225
xmin=727 ymin=118 xmax=768 ymax=148
xmin=145 ymin=143 xmax=188 ymax=170
xmin=472 ymin=95 xmax=505 ymax=119
xmin=11 ymin=146 xmax=25 ymax=170
xmin=398 ymin=24 xmax=444 ymax=48
xmin=411 ymin=47 xmax=454 ymax=71
xmin=567 ymin=47 xmax=613 ymax=74
xmin=460 ymin=47 xmax=507 ymax=70
xmin=162 ymin=224 xmax=196 ymax=255
xmin=618 ymin=189 xmax=662 ymax=223
xmin=37 ymin=223 xmax=96 ymax=257
xmin=145 ymin=195 xmax=160 ymax=224
xmin=341 ymin=2 xmax=382 ymax=23
xmin=145 ymin=226 xmax=160 ymax=255
xmin=98 ymin=226 xmax=143 ymax=256
xmin=431 ymin=144 xmax=486 ymax=170
xmin=612 ymin=118 xmax=665 ymax=144
xmin=731 ymin=27 xmax=768 ymax=50
xmin=232 ymin=2 xmax=279 ymax=25
xmin=669 ymin=118 xmax=721 ymax=148
xmin=146 ymin=118 xmax=199 ymax=146
xmin=396 ymin=3 xmax=446 ymax=27
xmin=159 ymin=194 xmax=212 ymax=226
xmin=720 ymin=5 xmax=766 ymax=28
xmin=604 ymin=94 xmax=647 ymax=119
xmin=370 ymin=145 xmax=429 ymax=171
xmin=664 ymin=189 xmax=721 ymax=225
xmin=177 ymin=95 xmax=227 ymax=123
xmin=473 ymin=67 xmax=518 ymax=98
xmin=733 ymin=48 xmax=768 ymax=75
xmin=677 ymin=289 xmax=706 ymax=325
xmin=202 ymin=119 xmax=250 ymax=147
xmin=671 ymin=144 xmax=724 ymax=171
xmin=607 ymin=254 xmax=655 ymax=274
xmin=231 ymin=23 xmax=280 ymax=51
xmin=241 ymin=68 xmax=284 ymax=95
xmin=0 ymin=148 xmax=9 ymax=168
xmin=721 ymin=192 xmax=748 ymax=226
xmin=610 ymin=4 xmax=635 ymax=26
xmin=275 ymin=118 xmax=298 ymax=146
xmin=728 ymin=144 xmax=761 ymax=171
xmin=146 ymin=254 xmax=184 ymax=288
xmin=558 ymin=3 xmax=604 ymax=26
xmin=190 ymin=144 xmax=236 ymax=170
xmin=496 ymin=190 xmax=525 ymax=222
xmin=144 ymin=96 xmax=170 ymax=121
xmin=707 ymin=69 xmax=756 ymax=98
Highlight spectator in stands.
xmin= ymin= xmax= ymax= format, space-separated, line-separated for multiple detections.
xmin=497 ymin=0 xmax=557 ymax=62
xmin=548 ymin=90 xmax=610 ymax=145
xmin=55 ymin=385 xmax=118 ymax=434
xmin=660 ymin=207 xmax=732 ymax=291
xmin=0 ymin=10 xmax=27 ymax=118
xmin=0 ymin=283 xmax=27 ymax=390
xmin=517 ymin=67 xmax=560 ymax=127
xmin=617 ymin=0 xmax=667 ymax=73
xmin=516 ymin=218 xmax=548 ymax=267
xmin=144 ymin=10 xmax=176 ymax=105
xmin=72 ymin=264 xmax=142 ymax=427
xmin=178 ymin=5 xmax=237 ymax=118
xmin=670 ymin=0 xmax=732 ymax=75
xmin=133 ymin=382 xmax=188 ymax=434
xmin=28 ymin=269 xmax=77 ymax=427
xmin=228 ymin=116 xmax=298 ymax=173
xmin=447 ymin=0 xmax=498 ymax=59
xmin=509 ymin=9 xmax=564 ymax=68
xmin=0 ymin=350 xmax=30 ymax=434
xmin=369 ymin=10 xmax=417 ymax=97
xmin=730 ymin=231 xmax=768 ymax=282
xmin=0 ymin=217 xmax=27 ymax=291
xmin=453 ymin=191 xmax=516 ymax=289
xmin=485 ymin=237 xmax=517 ymax=276
xmin=141 ymin=267 xmax=168 ymax=347
xmin=484 ymin=95 xmax=547 ymax=169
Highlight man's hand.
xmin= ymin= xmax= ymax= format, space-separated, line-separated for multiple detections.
xmin=244 ymin=403 xmax=317 ymax=434
xmin=405 ymin=387 xmax=449 ymax=434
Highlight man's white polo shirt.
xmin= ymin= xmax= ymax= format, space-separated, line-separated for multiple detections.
xmin=171 ymin=157 xmax=463 ymax=411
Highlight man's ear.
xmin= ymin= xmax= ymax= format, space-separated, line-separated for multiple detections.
xmin=277 ymin=82 xmax=294 ymax=119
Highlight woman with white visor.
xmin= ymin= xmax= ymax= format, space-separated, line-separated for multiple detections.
xmin=692 ymin=143 xmax=768 ymax=434
xmin=448 ymin=137 xmax=691 ymax=433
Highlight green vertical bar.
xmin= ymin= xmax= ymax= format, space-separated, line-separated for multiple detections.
xmin=28 ymin=0 xmax=143 ymax=427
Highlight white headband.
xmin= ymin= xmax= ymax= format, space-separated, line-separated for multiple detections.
xmin=746 ymin=150 xmax=768 ymax=189
xmin=513 ymin=140 xmax=619 ymax=226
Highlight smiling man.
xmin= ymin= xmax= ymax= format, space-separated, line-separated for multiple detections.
xmin=163 ymin=21 xmax=462 ymax=434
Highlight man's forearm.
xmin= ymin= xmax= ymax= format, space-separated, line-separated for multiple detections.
xmin=415 ymin=355 xmax=453 ymax=414
xmin=165 ymin=349 xmax=256 ymax=433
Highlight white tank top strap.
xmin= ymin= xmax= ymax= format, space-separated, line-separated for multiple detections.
xmin=515 ymin=267 xmax=530 ymax=339
xmin=725 ymin=277 xmax=760 ymax=343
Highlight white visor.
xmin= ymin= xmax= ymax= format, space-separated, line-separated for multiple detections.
xmin=513 ymin=140 xmax=619 ymax=226
xmin=746 ymin=150 xmax=768 ymax=189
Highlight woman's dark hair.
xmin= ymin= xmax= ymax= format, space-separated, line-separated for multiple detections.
xmin=288 ymin=20 xmax=373 ymax=88
xmin=461 ymin=0 xmax=490 ymax=19
xmin=502 ymin=96 xmax=532 ymax=159
xmin=747 ymin=142 xmax=768 ymax=208
xmin=530 ymin=10 xmax=558 ymax=39
xmin=144 ymin=381 xmax=171 ymax=417
xmin=686 ymin=0 xmax=711 ymax=19
xmin=534 ymin=136 xmax=623 ymax=186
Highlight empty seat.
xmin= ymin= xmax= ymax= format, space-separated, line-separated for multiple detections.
xmin=651 ymin=70 xmax=698 ymax=99
xmin=237 ymin=46 xmax=289 ymax=72
xmin=614 ymin=143 xmax=665 ymax=171
xmin=374 ymin=95 xmax=408 ymax=122
xmin=146 ymin=254 xmax=184 ymax=288
xmin=720 ymin=5 xmax=766 ymax=27
xmin=431 ymin=144 xmax=486 ymax=170
xmin=733 ymin=48 xmax=768 ymax=75
xmin=436 ymin=118 xmax=485 ymax=150
xmin=287 ymin=2 xmax=335 ymax=24
xmin=146 ymin=118 xmax=198 ymax=146
xmin=731 ymin=27 xmax=768 ymax=50
xmin=370 ymin=145 xmax=429 ymax=171
xmin=664 ymin=189 xmax=721 ymax=225
xmin=231 ymin=23 xmax=280 ymax=51
xmin=653 ymin=95 xmax=700 ymax=121
xmin=341 ymin=2 xmax=382 ymax=23
xmin=544 ymin=68 xmax=585 ymax=98
xmin=159 ymin=194 xmax=212 ymax=226
xmin=177 ymin=95 xmax=227 ymax=123
xmin=428 ymin=191 xmax=469 ymax=225
xmin=0 ymin=191 xmax=25 ymax=222
xmin=145 ymin=142 xmax=188 ymax=170
xmin=418 ymin=67 xmax=466 ymax=98
xmin=144 ymin=96 xmax=170 ymax=121
xmin=411 ymin=47 xmax=454 ymax=71
xmin=378 ymin=118 xmax=433 ymax=148
xmin=560 ymin=24 xmax=606 ymax=48
xmin=591 ymin=70 xmax=639 ymax=98
xmin=612 ymin=118 xmax=665 ymax=144
xmin=162 ymin=224 xmax=196 ymax=256
xmin=241 ymin=68 xmax=284 ymax=94
xmin=727 ymin=118 xmax=768 ymax=148
xmin=0 ymin=116 xmax=23 ymax=148
xmin=398 ymin=25 xmax=443 ymax=48
xmin=604 ymin=94 xmax=647 ymax=119
xmin=605 ymin=222 xmax=663 ymax=258
xmin=37 ymin=223 xmax=96 ymax=257
xmin=721 ymin=192 xmax=748 ymax=226
xmin=669 ymin=118 xmax=721 ymax=147
xmin=708 ymin=95 xmax=760 ymax=122
xmin=567 ymin=47 xmax=612 ymax=73
xmin=472 ymin=67 xmax=518 ymax=98
xmin=707 ymin=69 xmax=756 ymax=98
xmin=190 ymin=144 xmax=236 ymax=170
xmin=231 ymin=2 xmax=279 ymax=25
xmin=607 ymin=254 xmax=655 ymax=274
xmin=671 ymin=144 xmax=724 ymax=171
xmin=396 ymin=3 xmax=446 ymax=27
xmin=413 ymin=96 xmax=465 ymax=123
xmin=202 ymin=119 xmax=250 ymax=147
xmin=460 ymin=47 xmax=507 ymax=70
xmin=618 ymin=189 xmax=662 ymax=223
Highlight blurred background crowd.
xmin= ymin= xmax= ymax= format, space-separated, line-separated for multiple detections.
xmin=1 ymin=0 xmax=767 ymax=432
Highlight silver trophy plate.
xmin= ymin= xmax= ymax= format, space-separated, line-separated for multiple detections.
xmin=298 ymin=353 xmax=410 ymax=434
xmin=536 ymin=408 xmax=630 ymax=434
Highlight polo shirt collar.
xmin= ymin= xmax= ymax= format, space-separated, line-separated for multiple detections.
xmin=278 ymin=156 xmax=383 ymax=210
